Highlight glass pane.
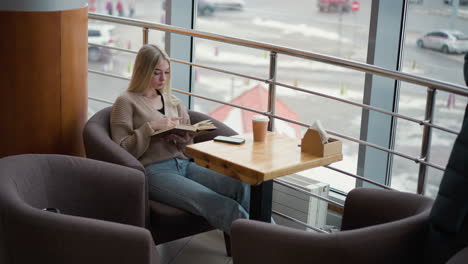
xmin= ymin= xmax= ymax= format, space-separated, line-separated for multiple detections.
xmin=391 ymin=155 xmax=418 ymax=194
xmin=394 ymin=0 xmax=468 ymax=196
xmin=191 ymin=40 xmax=270 ymax=123
xmin=193 ymin=0 xmax=371 ymax=197
xmin=88 ymin=0 xmax=162 ymax=22
xmin=195 ymin=0 xmax=370 ymax=61
xmin=87 ymin=0 xmax=167 ymax=116
xmin=274 ymin=54 xmax=364 ymax=193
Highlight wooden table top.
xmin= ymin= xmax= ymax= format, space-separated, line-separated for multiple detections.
xmin=185 ymin=132 xmax=343 ymax=185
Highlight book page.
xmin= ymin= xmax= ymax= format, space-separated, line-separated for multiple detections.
xmin=193 ymin=120 xmax=216 ymax=131
xmin=152 ymin=124 xmax=196 ymax=137
xmin=151 ymin=120 xmax=216 ymax=137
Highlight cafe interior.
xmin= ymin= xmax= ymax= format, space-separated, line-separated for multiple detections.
xmin=1 ymin=0 xmax=468 ymax=263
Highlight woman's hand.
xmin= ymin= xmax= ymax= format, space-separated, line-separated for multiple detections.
xmin=165 ymin=132 xmax=195 ymax=145
xmin=149 ymin=116 xmax=183 ymax=131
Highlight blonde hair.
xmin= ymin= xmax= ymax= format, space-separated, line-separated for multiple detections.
xmin=127 ymin=44 xmax=174 ymax=99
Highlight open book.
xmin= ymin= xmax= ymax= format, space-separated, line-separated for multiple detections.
xmin=152 ymin=119 xmax=217 ymax=137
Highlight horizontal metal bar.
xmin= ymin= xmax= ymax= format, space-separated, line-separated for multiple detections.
xmin=324 ymin=165 xmax=394 ymax=190
xmin=274 ymin=178 xmax=344 ymax=208
xmin=272 ymin=210 xmax=328 ymax=233
xmin=89 ymin=12 xmax=468 ymax=97
xmin=89 ymin=96 xmax=113 ymax=105
xmin=326 ymin=130 xmax=445 ymax=171
xmin=268 ymin=79 xmax=459 ymax=135
xmin=268 ymin=80 xmax=423 ymax=125
xmin=85 ymin=97 xmax=401 ymax=191
xmin=88 ymin=69 xmax=131 ymax=81
xmin=86 ymin=86 xmax=396 ymax=192
xmin=86 ymin=94 xmax=399 ymax=193
xmin=266 ymin=112 xmax=445 ymax=171
xmin=87 ymin=43 xmax=459 ymax=136
xmin=422 ymin=120 xmax=458 ymax=135
xmin=173 ymin=89 xmax=266 ymax=116
xmin=193 ymin=89 xmax=441 ymax=170
xmin=86 ymin=68 xmax=448 ymax=172
xmin=174 ymin=58 xmax=459 ymax=136
xmin=88 ymin=42 xmax=139 ymax=54
xmin=87 ymin=69 xmax=264 ymax=115
xmin=329 ymin=187 xmax=348 ymax=198
xmin=170 ymin=58 xmax=267 ymax=83
xmin=86 ymin=13 xmax=455 ymax=200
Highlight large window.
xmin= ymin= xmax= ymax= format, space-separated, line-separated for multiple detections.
xmin=86 ymin=0 xmax=467 ymax=201
xmin=395 ymin=0 xmax=468 ymax=197
xmin=192 ymin=0 xmax=371 ymax=193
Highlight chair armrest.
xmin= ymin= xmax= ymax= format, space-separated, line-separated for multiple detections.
xmin=232 ymin=216 xmax=428 ymax=264
xmin=83 ymin=117 xmax=144 ymax=172
xmin=6 ymin=208 xmax=158 ymax=264
xmin=46 ymin=155 xmax=146 ymax=227
xmin=341 ymin=188 xmax=433 ymax=230
xmin=447 ymin=246 xmax=468 ymax=264
xmin=231 ymin=219 xmax=335 ymax=264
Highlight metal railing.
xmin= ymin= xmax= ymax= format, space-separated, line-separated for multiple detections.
xmin=88 ymin=13 xmax=468 ymax=230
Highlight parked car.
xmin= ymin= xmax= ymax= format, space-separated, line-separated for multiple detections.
xmin=198 ymin=0 xmax=216 ymax=16
xmin=196 ymin=0 xmax=246 ymax=16
xmin=444 ymin=0 xmax=468 ymax=6
xmin=88 ymin=24 xmax=115 ymax=62
xmin=416 ymin=30 xmax=468 ymax=54
xmin=163 ymin=0 xmax=245 ymax=17
xmin=317 ymin=0 xmax=351 ymax=12
xmin=207 ymin=0 xmax=245 ymax=11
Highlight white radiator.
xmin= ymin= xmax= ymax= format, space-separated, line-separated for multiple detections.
xmin=272 ymin=174 xmax=330 ymax=231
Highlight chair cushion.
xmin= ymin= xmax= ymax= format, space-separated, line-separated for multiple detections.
xmin=148 ymin=200 xmax=213 ymax=244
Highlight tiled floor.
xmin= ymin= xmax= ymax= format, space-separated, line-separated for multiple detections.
xmin=156 ymin=230 xmax=232 ymax=264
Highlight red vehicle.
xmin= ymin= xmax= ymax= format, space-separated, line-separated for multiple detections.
xmin=318 ymin=0 xmax=351 ymax=12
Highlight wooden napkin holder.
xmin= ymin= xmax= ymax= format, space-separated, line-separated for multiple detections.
xmin=301 ymin=128 xmax=342 ymax=157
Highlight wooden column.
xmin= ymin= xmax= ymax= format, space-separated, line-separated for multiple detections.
xmin=0 ymin=7 xmax=87 ymax=157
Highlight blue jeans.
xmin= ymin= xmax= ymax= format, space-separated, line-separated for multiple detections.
xmin=145 ymin=158 xmax=250 ymax=234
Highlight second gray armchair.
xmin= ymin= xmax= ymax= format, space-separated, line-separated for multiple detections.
xmin=231 ymin=188 xmax=433 ymax=264
xmin=83 ymin=106 xmax=237 ymax=252
xmin=0 ymin=154 xmax=158 ymax=264
xmin=231 ymin=104 xmax=468 ymax=264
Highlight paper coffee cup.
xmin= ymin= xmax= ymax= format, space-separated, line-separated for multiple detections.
xmin=252 ymin=115 xmax=269 ymax=142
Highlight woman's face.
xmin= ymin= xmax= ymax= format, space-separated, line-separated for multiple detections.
xmin=151 ymin=59 xmax=170 ymax=90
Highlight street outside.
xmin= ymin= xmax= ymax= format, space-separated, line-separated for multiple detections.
xmin=88 ymin=0 xmax=468 ymax=197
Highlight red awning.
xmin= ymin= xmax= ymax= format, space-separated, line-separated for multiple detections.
xmin=209 ymin=84 xmax=302 ymax=138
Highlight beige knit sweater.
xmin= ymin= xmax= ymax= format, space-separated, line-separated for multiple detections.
xmin=110 ymin=90 xmax=192 ymax=166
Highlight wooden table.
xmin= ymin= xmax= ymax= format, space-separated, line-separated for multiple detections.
xmin=185 ymin=132 xmax=343 ymax=222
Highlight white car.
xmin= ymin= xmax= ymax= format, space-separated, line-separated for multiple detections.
xmin=417 ymin=30 xmax=468 ymax=54
xmin=207 ymin=0 xmax=245 ymax=11
xmin=88 ymin=24 xmax=115 ymax=62
xmin=444 ymin=0 xmax=468 ymax=6
xmin=164 ymin=0 xmax=245 ymax=16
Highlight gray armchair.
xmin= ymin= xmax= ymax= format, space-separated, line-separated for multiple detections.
xmin=232 ymin=188 xmax=433 ymax=264
xmin=448 ymin=247 xmax=468 ymax=264
xmin=0 ymin=154 xmax=158 ymax=264
xmin=232 ymin=104 xmax=468 ymax=264
xmin=83 ymin=106 xmax=237 ymax=253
